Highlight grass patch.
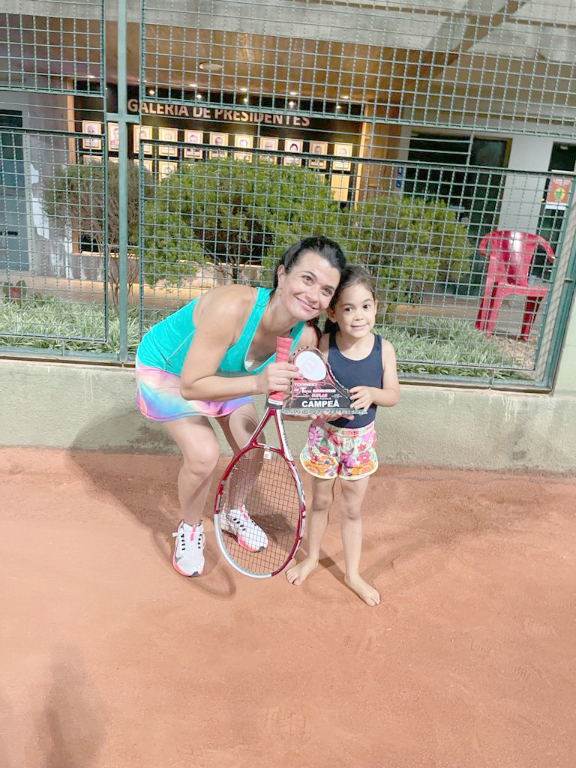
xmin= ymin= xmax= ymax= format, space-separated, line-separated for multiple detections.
xmin=0 ymin=296 xmax=142 ymax=354
xmin=383 ymin=317 xmax=527 ymax=378
xmin=0 ymin=297 xmax=530 ymax=381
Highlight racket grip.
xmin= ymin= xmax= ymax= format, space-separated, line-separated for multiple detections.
xmin=269 ymin=336 xmax=293 ymax=406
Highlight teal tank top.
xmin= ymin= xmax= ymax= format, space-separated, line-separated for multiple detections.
xmin=137 ymin=287 xmax=305 ymax=376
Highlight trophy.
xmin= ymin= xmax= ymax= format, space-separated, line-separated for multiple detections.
xmin=283 ymin=347 xmax=367 ymax=416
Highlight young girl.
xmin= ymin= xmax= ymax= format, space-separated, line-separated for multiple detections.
xmin=286 ymin=266 xmax=400 ymax=606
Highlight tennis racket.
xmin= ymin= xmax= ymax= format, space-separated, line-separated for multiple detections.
xmin=214 ymin=337 xmax=306 ymax=579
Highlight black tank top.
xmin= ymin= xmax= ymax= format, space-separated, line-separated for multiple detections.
xmin=328 ymin=332 xmax=384 ymax=429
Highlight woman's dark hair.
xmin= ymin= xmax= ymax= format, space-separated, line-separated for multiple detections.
xmin=272 ymin=236 xmax=347 ymax=341
xmin=324 ymin=265 xmax=377 ymax=334
xmin=271 ymin=235 xmax=347 ymax=292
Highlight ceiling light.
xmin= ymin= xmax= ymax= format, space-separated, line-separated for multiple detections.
xmin=148 ymin=88 xmax=155 ymax=95
xmin=289 ymin=100 xmax=295 ymax=108
xmin=196 ymin=93 xmax=203 ymax=100
xmin=341 ymin=94 xmax=350 ymax=99
xmin=243 ymin=97 xmax=249 ymax=104
xmin=240 ymin=87 xmax=248 ymax=92
xmin=336 ymin=104 xmax=342 ymax=110
xmin=189 ymin=82 xmax=197 ymax=88
xmin=199 ymin=62 xmax=223 ymax=72
xmin=289 ymin=90 xmax=298 ymax=96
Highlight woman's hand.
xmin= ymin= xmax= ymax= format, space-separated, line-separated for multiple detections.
xmin=257 ymin=362 xmax=301 ymax=396
xmin=350 ymin=386 xmax=374 ymax=411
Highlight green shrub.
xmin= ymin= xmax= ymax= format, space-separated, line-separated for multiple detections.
xmin=141 ymin=158 xmax=347 ymax=286
xmin=382 ymin=317 xmax=523 ymax=378
xmin=346 ymin=194 xmax=473 ymax=310
xmin=42 ymin=161 xmax=153 ymax=300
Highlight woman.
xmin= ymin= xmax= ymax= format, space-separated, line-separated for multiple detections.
xmin=136 ymin=236 xmax=347 ymax=577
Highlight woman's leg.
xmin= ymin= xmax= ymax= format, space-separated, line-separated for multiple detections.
xmin=286 ymin=476 xmax=336 ymax=585
xmin=163 ymin=415 xmax=221 ymax=525
xmin=340 ymin=476 xmax=380 ymax=606
xmin=219 ymin=401 xmax=259 ymax=454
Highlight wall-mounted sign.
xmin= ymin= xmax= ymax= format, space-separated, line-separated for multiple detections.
xmin=333 ymin=143 xmax=353 ymax=171
xmin=234 ymin=134 xmax=253 ymax=162
xmin=82 ymin=121 xmax=102 ymax=150
xmin=158 ymin=161 xmax=177 ymax=180
xmin=209 ymin=132 xmax=229 ymax=159
xmin=309 ymin=141 xmax=328 ymax=169
xmin=184 ymin=130 xmax=203 ymax=159
xmin=284 ymin=139 xmax=303 ymax=166
xmin=134 ymin=125 xmax=153 ymax=155
xmin=159 ymin=127 xmax=179 ymax=157
xmin=127 ymin=100 xmax=311 ymax=127
xmin=108 ymin=122 xmax=120 ymax=152
xmin=546 ymin=177 xmax=572 ymax=209
xmin=259 ymin=136 xmax=279 ymax=164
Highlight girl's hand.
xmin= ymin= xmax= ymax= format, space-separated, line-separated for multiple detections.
xmin=350 ymin=386 xmax=374 ymax=411
xmin=257 ymin=362 xmax=301 ymax=396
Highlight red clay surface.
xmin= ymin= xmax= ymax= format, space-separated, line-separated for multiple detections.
xmin=1 ymin=447 xmax=576 ymax=768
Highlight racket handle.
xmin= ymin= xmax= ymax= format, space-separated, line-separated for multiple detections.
xmin=269 ymin=336 xmax=293 ymax=406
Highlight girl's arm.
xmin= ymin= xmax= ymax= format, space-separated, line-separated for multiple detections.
xmin=350 ymin=340 xmax=400 ymax=411
xmin=179 ymin=287 xmax=299 ymax=402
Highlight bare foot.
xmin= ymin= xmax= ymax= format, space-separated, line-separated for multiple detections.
xmin=344 ymin=575 xmax=380 ymax=606
xmin=286 ymin=557 xmax=318 ymax=585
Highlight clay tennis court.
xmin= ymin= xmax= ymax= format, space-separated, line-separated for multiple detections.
xmin=1 ymin=447 xmax=575 ymax=768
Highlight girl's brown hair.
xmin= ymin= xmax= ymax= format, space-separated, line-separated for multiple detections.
xmin=323 ymin=265 xmax=377 ymax=334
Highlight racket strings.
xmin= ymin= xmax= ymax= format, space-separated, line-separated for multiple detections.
xmin=217 ymin=447 xmax=303 ymax=575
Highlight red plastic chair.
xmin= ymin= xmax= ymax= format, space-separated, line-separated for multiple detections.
xmin=475 ymin=230 xmax=555 ymax=340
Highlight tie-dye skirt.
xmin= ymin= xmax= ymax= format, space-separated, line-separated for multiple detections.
xmin=135 ymin=357 xmax=253 ymax=422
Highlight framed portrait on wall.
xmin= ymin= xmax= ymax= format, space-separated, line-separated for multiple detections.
xmin=81 ymin=121 xmax=102 ymax=150
xmin=159 ymin=127 xmax=179 ymax=157
xmin=330 ymin=173 xmax=350 ymax=203
xmin=158 ymin=161 xmax=178 ymax=180
xmin=259 ymin=136 xmax=278 ymax=164
xmin=133 ymin=125 xmax=153 ymax=156
xmin=234 ymin=134 xmax=253 ymax=162
xmin=209 ymin=132 xmax=229 ymax=159
xmin=309 ymin=141 xmax=328 ymax=169
xmin=133 ymin=158 xmax=155 ymax=174
xmin=108 ymin=122 xmax=120 ymax=152
xmin=82 ymin=154 xmax=102 ymax=165
xmin=283 ymin=139 xmax=303 ymax=167
xmin=333 ymin=143 xmax=353 ymax=171
xmin=184 ymin=130 xmax=203 ymax=159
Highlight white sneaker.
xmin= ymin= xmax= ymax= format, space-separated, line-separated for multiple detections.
xmin=172 ymin=520 xmax=205 ymax=576
xmin=221 ymin=506 xmax=268 ymax=552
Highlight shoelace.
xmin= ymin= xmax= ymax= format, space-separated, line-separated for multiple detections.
xmin=229 ymin=513 xmax=249 ymax=532
xmin=175 ymin=525 xmax=204 ymax=550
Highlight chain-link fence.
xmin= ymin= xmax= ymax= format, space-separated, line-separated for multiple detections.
xmin=1 ymin=0 xmax=575 ymax=388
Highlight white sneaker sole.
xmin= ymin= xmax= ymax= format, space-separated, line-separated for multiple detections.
xmin=220 ymin=519 xmax=266 ymax=552
xmin=172 ymin=551 xmax=204 ymax=577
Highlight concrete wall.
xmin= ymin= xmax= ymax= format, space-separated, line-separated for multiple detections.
xmin=2 ymin=299 xmax=576 ymax=472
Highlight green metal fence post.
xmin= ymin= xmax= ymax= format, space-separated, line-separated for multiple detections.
xmin=115 ymin=0 xmax=129 ymax=362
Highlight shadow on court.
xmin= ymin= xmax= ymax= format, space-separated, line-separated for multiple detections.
xmin=2 ymin=444 xmax=576 ymax=768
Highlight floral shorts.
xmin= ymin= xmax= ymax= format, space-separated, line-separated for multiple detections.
xmin=300 ymin=421 xmax=378 ymax=480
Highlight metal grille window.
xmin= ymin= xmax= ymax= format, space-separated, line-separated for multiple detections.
xmin=0 ymin=0 xmax=574 ymax=390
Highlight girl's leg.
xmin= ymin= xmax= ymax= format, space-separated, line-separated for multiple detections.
xmin=340 ymin=476 xmax=380 ymax=606
xmin=163 ymin=416 xmax=221 ymax=525
xmin=286 ymin=476 xmax=336 ymax=585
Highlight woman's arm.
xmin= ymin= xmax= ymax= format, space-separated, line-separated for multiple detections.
xmin=349 ymin=340 xmax=400 ymax=411
xmin=180 ymin=287 xmax=299 ymax=402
